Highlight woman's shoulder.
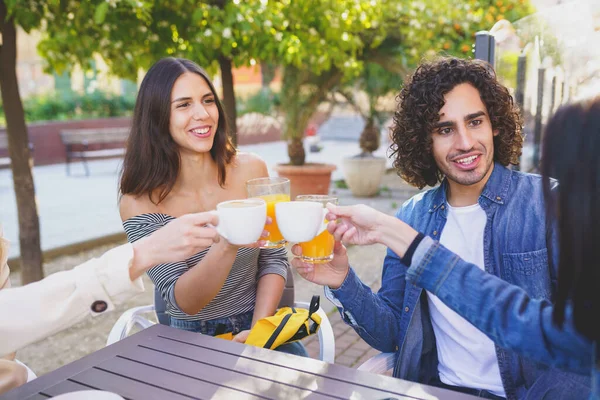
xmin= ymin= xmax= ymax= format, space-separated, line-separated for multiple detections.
xmin=232 ymin=152 xmax=269 ymax=180
xmin=119 ymin=193 xmax=163 ymax=222
xmin=120 ymin=195 xmax=174 ymax=241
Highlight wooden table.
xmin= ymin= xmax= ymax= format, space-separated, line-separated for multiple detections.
xmin=4 ymin=324 xmax=475 ymax=400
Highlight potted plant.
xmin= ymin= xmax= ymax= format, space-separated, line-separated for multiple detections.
xmin=264 ymin=2 xmax=408 ymax=199
xmin=339 ymin=62 xmax=403 ymax=197
xmin=272 ymin=66 xmax=340 ymax=200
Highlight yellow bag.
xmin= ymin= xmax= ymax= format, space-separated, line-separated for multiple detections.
xmin=216 ymin=295 xmax=321 ymax=350
xmin=214 ymin=332 xmax=234 ymax=340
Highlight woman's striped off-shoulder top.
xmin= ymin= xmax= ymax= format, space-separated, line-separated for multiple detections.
xmin=123 ymin=213 xmax=288 ymax=321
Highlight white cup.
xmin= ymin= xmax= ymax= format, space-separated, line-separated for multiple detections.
xmin=210 ymin=198 xmax=267 ymax=245
xmin=275 ymin=201 xmax=328 ymax=243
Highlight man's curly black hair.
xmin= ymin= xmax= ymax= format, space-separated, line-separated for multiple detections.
xmin=389 ymin=57 xmax=524 ymax=189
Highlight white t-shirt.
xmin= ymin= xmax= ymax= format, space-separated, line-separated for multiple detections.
xmin=426 ymin=203 xmax=506 ymax=397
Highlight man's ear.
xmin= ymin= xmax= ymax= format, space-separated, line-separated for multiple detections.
xmin=493 ymin=129 xmax=500 ymax=137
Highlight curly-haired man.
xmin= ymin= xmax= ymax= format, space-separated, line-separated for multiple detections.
xmin=292 ymin=57 xmax=590 ymax=399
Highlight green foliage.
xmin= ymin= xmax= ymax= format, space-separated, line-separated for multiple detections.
xmin=0 ymin=91 xmax=136 ymax=125
xmin=4 ymin=0 xmax=535 ymax=164
xmin=496 ymin=50 xmax=520 ymax=89
xmin=343 ymin=62 xmax=404 ymax=123
xmin=237 ymin=89 xmax=280 ymax=117
xmin=334 ymin=179 xmax=349 ymax=189
xmin=4 ymin=0 xmax=44 ymax=32
xmin=362 ymin=63 xmax=404 ymax=110
xmin=398 ymin=0 xmax=536 ymax=63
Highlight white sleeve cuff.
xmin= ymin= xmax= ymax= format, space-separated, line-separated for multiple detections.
xmin=410 ymin=236 xmax=435 ymax=267
xmin=74 ymin=243 xmax=144 ymax=316
xmin=324 ymin=285 xmax=343 ymax=308
xmin=324 ymin=285 xmax=359 ymax=326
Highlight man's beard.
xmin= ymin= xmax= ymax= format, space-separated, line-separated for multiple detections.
xmin=442 ymin=153 xmax=494 ymax=186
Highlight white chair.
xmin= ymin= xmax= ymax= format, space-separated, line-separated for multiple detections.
xmin=356 ymin=352 xmax=396 ymax=374
xmin=15 ymin=360 xmax=37 ymax=382
xmin=107 ymin=267 xmax=335 ymax=363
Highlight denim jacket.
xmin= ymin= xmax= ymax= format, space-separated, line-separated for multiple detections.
xmin=328 ymin=163 xmax=591 ymax=399
xmin=406 ymin=236 xmax=598 ymax=399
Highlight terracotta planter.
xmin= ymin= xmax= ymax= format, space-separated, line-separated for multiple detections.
xmin=342 ymin=156 xmax=387 ymax=197
xmin=273 ymin=163 xmax=337 ymax=200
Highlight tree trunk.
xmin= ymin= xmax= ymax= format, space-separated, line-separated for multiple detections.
xmin=260 ymin=62 xmax=276 ymax=89
xmin=0 ymin=0 xmax=43 ymax=283
xmin=218 ymin=55 xmax=237 ymax=147
xmin=286 ymin=132 xmax=306 ymax=166
xmin=359 ymin=116 xmax=380 ymax=154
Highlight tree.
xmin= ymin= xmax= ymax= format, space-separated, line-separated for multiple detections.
xmin=37 ymin=1 xmax=287 ymax=145
xmin=0 ymin=0 xmax=44 ymax=283
xmin=251 ymin=0 xmax=533 ymax=165
xmin=0 ymin=0 xmax=156 ymax=282
xmin=256 ymin=0 xmax=410 ymax=165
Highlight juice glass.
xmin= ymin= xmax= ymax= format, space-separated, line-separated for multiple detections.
xmin=246 ymin=177 xmax=290 ymax=248
xmin=296 ymin=195 xmax=338 ymax=263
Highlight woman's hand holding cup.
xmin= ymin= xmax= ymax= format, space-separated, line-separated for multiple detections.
xmin=209 ymin=198 xmax=268 ymax=249
xmin=324 ymin=203 xmax=386 ymax=246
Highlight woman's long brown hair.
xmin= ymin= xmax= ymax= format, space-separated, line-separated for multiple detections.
xmin=543 ymin=98 xmax=600 ymax=344
xmin=119 ymin=58 xmax=235 ymax=204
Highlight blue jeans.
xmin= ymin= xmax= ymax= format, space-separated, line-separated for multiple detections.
xmin=430 ymin=378 xmax=505 ymax=399
xmin=170 ymin=310 xmax=308 ymax=357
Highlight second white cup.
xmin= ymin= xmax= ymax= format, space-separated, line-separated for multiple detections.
xmin=210 ymin=198 xmax=267 ymax=245
xmin=275 ymin=201 xmax=328 ymax=243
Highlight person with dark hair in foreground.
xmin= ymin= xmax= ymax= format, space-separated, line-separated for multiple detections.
xmin=293 ymin=57 xmax=591 ymax=399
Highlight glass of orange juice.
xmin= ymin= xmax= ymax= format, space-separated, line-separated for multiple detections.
xmin=296 ymin=195 xmax=338 ymax=263
xmin=246 ymin=177 xmax=290 ymax=248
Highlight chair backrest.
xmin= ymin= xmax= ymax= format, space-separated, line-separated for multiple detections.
xmin=153 ymin=265 xmax=296 ymax=324
xmin=154 ymin=289 xmax=171 ymax=326
xmin=279 ymin=265 xmax=295 ymax=308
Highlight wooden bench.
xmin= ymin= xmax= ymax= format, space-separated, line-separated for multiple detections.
xmin=0 ymin=134 xmax=34 ymax=169
xmin=60 ymin=127 xmax=129 ymax=176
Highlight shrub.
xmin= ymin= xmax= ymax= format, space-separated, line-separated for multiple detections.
xmin=0 ymin=90 xmax=136 ymax=127
xmin=237 ymin=89 xmax=280 ymax=116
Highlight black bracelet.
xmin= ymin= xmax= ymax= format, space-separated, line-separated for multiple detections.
xmin=400 ymin=232 xmax=425 ymax=266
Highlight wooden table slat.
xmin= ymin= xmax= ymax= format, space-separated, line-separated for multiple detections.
xmin=71 ymin=367 xmax=194 ymax=400
xmin=41 ymin=380 xmax=97 ymax=397
xmin=2 ymin=326 xmax=160 ymax=400
xmin=154 ymin=326 xmax=464 ymax=399
xmin=25 ymin=395 xmax=50 ymax=400
xmin=122 ymin=347 xmax=340 ymax=399
xmin=115 ymin=346 xmax=331 ymax=400
xmin=4 ymin=324 xmax=477 ymax=400
xmin=135 ymin=335 xmax=404 ymax=399
xmin=97 ymin=356 xmax=265 ymax=400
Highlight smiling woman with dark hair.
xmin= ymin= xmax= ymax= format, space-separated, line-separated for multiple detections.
xmin=120 ymin=58 xmax=235 ymax=202
xmin=118 ymin=58 xmax=306 ymax=356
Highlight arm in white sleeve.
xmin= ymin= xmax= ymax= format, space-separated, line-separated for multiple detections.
xmin=0 ymin=243 xmax=144 ymax=355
